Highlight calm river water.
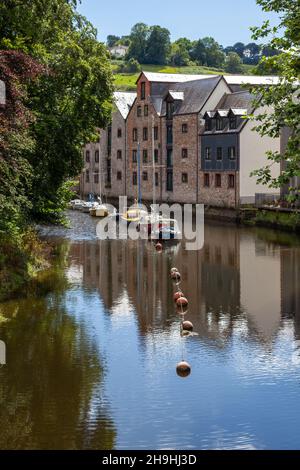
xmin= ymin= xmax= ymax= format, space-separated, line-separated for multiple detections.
xmin=0 ymin=211 xmax=300 ymax=450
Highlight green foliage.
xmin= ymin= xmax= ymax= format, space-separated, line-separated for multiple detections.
xmin=126 ymin=23 xmax=171 ymax=65
xmin=0 ymin=0 xmax=114 ymax=222
xmin=107 ymin=35 xmax=120 ymax=48
xmin=225 ymin=52 xmax=244 ymax=73
xmin=118 ymin=58 xmax=141 ymax=73
xmin=250 ymin=0 xmax=300 ymax=201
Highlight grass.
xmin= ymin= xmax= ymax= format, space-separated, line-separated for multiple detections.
xmin=252 ymin=209 xmax=300 ymax=232
xmin=112 ymin=61 xmax=255 ymax=90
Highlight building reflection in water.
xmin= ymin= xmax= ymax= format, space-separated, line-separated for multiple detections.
xmin=68 ymin=223 xmax=300 ymax=349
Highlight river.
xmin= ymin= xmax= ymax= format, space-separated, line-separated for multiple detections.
xmin=0 ymin=211 xmax=300 ymax=450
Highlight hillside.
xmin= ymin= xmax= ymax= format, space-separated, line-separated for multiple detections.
xmin=112 ymin=62 xmax=255 ymax=90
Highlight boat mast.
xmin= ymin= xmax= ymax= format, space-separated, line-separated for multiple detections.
xmin=137 ymin=141 xmax=142 ymax=207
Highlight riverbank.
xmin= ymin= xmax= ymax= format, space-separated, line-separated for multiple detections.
xmin=204 ymin=206 xmax=300 ymax=233
xmin=0 ymin=228 xmax=53 ymax=302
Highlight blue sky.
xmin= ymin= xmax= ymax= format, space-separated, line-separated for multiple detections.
xmin=76 ymin=0 xmax=279 ymax=46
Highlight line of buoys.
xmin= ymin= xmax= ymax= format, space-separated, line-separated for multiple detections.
xmin=171 ymin=266 xmax=193 ymax=378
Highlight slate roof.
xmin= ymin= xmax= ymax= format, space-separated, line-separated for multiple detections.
xmin=114 ymin=91 xmax=136 ymax=119
xmin=161 ymin=76 xmax=223 ymax=116
xmin=216 ymin=90 xmax=254 ymax=113
xmin=203 ymin=90 xmax=255 ymax=134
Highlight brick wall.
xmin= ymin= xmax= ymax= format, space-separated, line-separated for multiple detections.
xmin=126 ymin=81 xmax=162 ymax=204
xmin=198 ymin=171 xmax=239 ymax=208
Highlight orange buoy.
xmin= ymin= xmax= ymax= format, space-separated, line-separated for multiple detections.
xmin=176 ymin=361 xmax=191 ymax=378
xmin=176 ymin=296 xmax=188 ymax=308
xmin=155 ymin=242 xmax=163 ymax=252
xmin=174 ymin=291 xmax=184 ymax=302
xmin=182 ymin=321 xmax=194 ymax=332
xmin=171 ymin=271 xmax=181 ymax=281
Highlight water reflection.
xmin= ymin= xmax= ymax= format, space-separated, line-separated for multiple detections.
xmin=0 ymin=246 xmax=116 ymax=450
xmin=69 ymin=222 xmax=300 ymax=347
xmin=1 ymin=212 xmax=300 ymax=449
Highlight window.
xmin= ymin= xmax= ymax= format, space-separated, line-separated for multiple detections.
xmin=94 ymin=172 xmax=99 ymax=184
xmin=141 ymin=82 xmax=146 ymax=100
xmin=95 ymin=150 xmax=99 ymax=163
xmin=143 ymin=149 xmax=148 ymax=163
xmin=117 ymin=150 xmax=122 ymax=160
xmin=86 ymin=150 xmax=90 ymax=162
xmin=133 ymin=128 xmax=138 ymax=142
xmin=137 ymin=106 xmax=142 ymax=117
xmin=142 ymin=171 xmax=148 ymax=181
xmin=217 ymin=147 xmax=223 ymax=160
xmin=215 ymin=174 xmax=222 ymax=187
xmin=117 ymin=171 xmax=122 ymax=181
xmin=154 ymin=126 xmax=158 ymax=140
xmin=228 ymin=146 xmax=236 ymax=160
xmin=166 ymin=101 xmax=174 ymax=119
xmin=133 ymin=172 xmax=137 ymax=185
xmin=228 ymin=174 xmax=235 ymax=188
xmin=216 ymin=118 xmax=224 ymax=131
xmin=166 ymin=170 xmax=173 ymax=191
xmin=182 ymin=173 xmax=188 ymax=183
xmin=167 ymin=125 xmax=173 ymax=145
xmin=117 ymin=128 xmax=122 ymax=138
xmin=155 ymin=172 xmax=159 ymax=187
xmin=167 ymin=148 xmax=173 ymax=167
xmin=205 ymin=147 xmax=211 ymax=160
xmin=144 ymin=105 xmax=148 ymax=116
xmin=154 ymin=149 xmax=159 ymax=163
xmin=204 ymin=173 xmax=210 ymax=187
xmin=182 ymin=123 xmax=188 ymax=133
xmin=86 ymin=170 xmax=90 ymax=182
xmin=143 ymin=127 xmax=148 ymax=141
xmin=205 ymin=119 xmax=212 ymax=131
xmin=132 ymin=150 xmax=137 ymax=162
xmin=229 ymin=116 xmax=237 ymax=130
xmin=182 ymin=148 xmax=188 ymax=159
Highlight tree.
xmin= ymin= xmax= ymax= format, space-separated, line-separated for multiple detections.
xmin=0 ymin=0 xmax=114 ymax=222
xmin=170 ymin=41 xmax=190 ymax=66
xmin=225 ymin=52 xmax=244 ymax=73
xmin=202 ymin=37 xmax=225 ymax=68
xmin=107 ymin=35 xmax=120 ymax=48
xmin=145 ymin=25 xmax=171 ymax=64
xmin=126 ymin=23 xmax=149 ymax=63
xmin=0 ymin=51 xmax=45 ymax=233
xmin=250 ymin=0 xmax=300 ymax=201
xmin=190 ymin=39 xmax=206 ymax=65
xmin=232 ymin=42 xmax=245 ymax=58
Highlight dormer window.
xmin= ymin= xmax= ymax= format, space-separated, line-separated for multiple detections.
xmin=166 ymin=101 xmax=174 ymax=120
xmin=229 ymin=116 xmax=237 ymax=129
xmin=205 ymin=119 xmax=212 ymax=131
xmin=216 ymin=117 xmax=224 ymax=131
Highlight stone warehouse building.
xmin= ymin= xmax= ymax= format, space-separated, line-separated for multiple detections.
xmin=80 ymin=72 xmax=281 ymax=208
xmin=81 ymin=91 xmax=136 ymax=200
